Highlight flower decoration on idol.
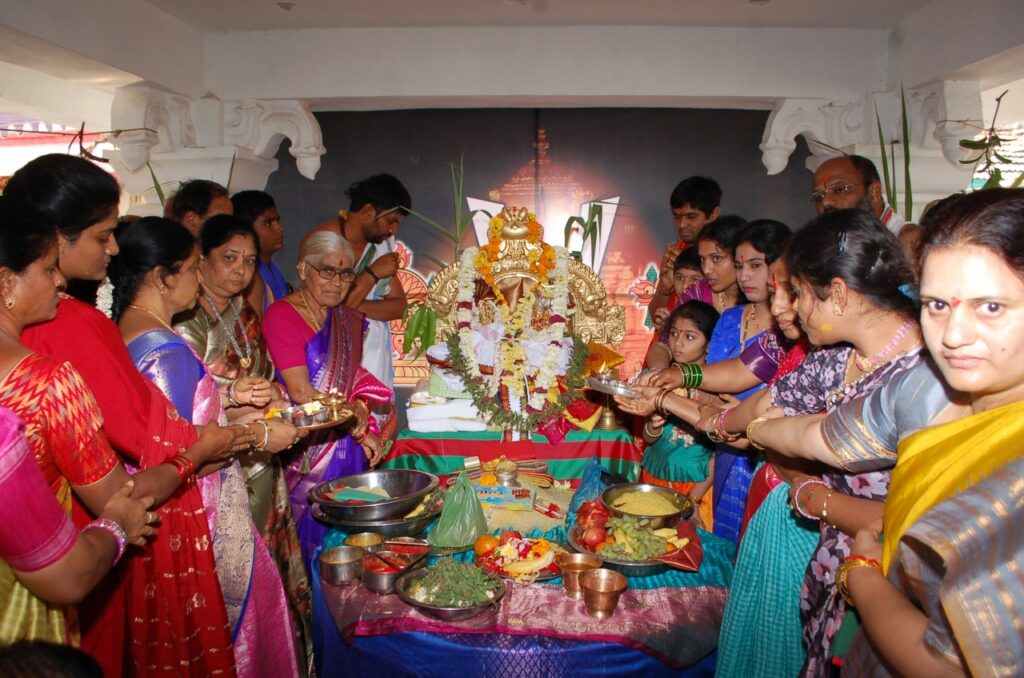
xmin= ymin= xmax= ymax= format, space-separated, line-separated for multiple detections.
xmin=450 ymin=208 xmax=578 ymax=432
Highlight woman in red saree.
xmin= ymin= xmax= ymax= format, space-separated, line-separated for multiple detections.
xmin=7 ymin=154 xmax=246 ymax=677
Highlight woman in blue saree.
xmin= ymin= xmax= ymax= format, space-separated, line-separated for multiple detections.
xmin=262 ymin=231 xmax=392 ymax=563
xmin=703 ymin=219 xmax=790 ymax=545
xmin=111 ymin=218 xmax=302 ymax=678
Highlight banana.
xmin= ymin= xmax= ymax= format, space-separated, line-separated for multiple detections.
xmin=504 ymin=549 xmax=555 ymax=575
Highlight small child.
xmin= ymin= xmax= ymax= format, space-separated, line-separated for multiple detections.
xmin=646 ymin=248 xmax=705 ymax=367
xmin=640 ymin=300 xmax=719 ymax=529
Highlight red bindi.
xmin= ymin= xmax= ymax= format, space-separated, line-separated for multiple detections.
xmin=950 ymin=297 xmax=961 ymax=308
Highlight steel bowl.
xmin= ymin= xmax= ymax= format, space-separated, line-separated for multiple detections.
xmin=311 ymin=502 xmax=443 ymax=538
xmin=281 ymin=404 xmax=332 ymax=428
xmin=309 ymin=469 xmax=440 ymax=522
xmin=395 ymin=568 xmax=506 ymax=621
xmin=601 ymin=482 xmax=694 ymax=529
xmin=361 ymin=550 xmax=425 ymax=595
xmin=566 ymin=524 xmax=667 ymax=577
xmin=344 ymin=532 xmax=384 ymax=552
xmin=319 ymin=545 xmax=365 ymax=586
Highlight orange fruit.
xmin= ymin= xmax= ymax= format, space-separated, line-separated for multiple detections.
xmin=664 ymin=542 xmax=678 ymax=553
xmin=474 ymin=534 xmax=500 ymax=558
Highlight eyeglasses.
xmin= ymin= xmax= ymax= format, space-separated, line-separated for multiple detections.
xmin=307 ymin=262 xmax=356 ymax=282
xmin=808 ymin=182 xmax=870 ymax=204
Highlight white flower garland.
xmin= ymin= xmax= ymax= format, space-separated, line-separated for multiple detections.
xmin=453 ymin=245 xmax=570 ymax=418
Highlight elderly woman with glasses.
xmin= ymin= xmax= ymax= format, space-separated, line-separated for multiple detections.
xmin=262 ymin=231 xmax=392 ymax=561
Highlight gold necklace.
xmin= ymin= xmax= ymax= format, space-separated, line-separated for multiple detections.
xmin=126 ymin=304 xmax=176 ymax=333
xmin=295 ymin=288 xmax=326 ymax=331
xmin=741 ymin=304 xmax=762 ymax=344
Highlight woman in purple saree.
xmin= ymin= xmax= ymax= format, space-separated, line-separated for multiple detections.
xmin=111 ymin=218 xmax=302 ymax=678
xmin=263 ymin=231 xmax=392 ymax=563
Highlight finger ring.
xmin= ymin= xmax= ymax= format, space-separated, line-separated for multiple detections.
xmin=147 ymin=512 xmax=157 ymax=524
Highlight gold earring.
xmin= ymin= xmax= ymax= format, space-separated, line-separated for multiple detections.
xmin=158 ymin=285 xmax=166 ymax=296
xmin=3 ymin=297 xmax=14 ymax=310
xmin=832 ymin=300 xmax=844 ymax=316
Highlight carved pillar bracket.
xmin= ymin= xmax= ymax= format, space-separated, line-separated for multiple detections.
xmin=223 ymin=99 xmax=325 ymax=180
xmin=760 ymin=81 xmax=984 ymax=175
xmin=110 ymin=84 xmax=196 ymax=172
xmin=107 ymin=87 xmax=326 ymax=185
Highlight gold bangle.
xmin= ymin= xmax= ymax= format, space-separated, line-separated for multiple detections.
xmin=835 ymin=556 xmax=882 ymax=606
xmin=746 ymin=413 xmax=772 ymax=451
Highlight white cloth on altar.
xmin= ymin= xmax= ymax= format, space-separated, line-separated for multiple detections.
xmin=406 ymin=399 xmax=488 ymax=433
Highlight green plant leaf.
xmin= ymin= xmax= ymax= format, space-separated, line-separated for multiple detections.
xmin=959 ymin=138 xmax=990 ymax=150
xmin=1010 ymin=172 xmax=1024 ymax=189
xmin=226 ymin=150 xmax=237 ymax=192
xmin=875 ymin=107 xmax=895 ymax=209
xmin=807 ymin=137 xmax=846 ymax=154
xmin=419 ymin=251 xmax=450 ymax=269
xmin=406 ymin=209 xmax=458 ymax=243
xmin=959 ymin=156 xmax=983 ymax=165
xmin=901 ymin=85 xmax=912 ymax=221
xmin=146 ymin=162 xmax=166 ymax=206
xmin=994 ymin=152 xmax=1012 ymax=164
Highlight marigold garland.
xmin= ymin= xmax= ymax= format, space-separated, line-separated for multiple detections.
xmin=475 ymin=211 xmax=555 ymax=301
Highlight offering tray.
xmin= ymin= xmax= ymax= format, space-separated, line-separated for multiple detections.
xmin=309 ymin=469 xmax=440 ymax=521
xmin=311 ymin=503 xmax=443 ymax=538
xmin=278 ymin=403 xmax=355 ymax=432
xmin=566 ymin=525 xmax=668 ymax=577
xmin=586 ymin=375 xmax=639 ymax=398
xmin=395 ymin=566 xmax=505 ymax=622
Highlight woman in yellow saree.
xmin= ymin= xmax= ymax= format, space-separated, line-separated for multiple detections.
xmin=749 ymin=188 xmax=1024 ymax=675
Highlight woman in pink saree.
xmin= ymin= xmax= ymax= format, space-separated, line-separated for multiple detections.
xmin=110 ymin=217 xmax=302 ymax=678
xmin=263 ymin=231 xmax=392 ymax=563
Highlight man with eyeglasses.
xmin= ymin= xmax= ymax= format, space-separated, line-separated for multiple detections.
xmin=305 ymin=173 xmax=412 ymax=391
xmin=810 ymin=155 xmax=921 ymax=251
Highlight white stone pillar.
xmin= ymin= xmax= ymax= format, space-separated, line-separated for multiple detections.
xmin=103 ymin=85 xmax=325 ymax=215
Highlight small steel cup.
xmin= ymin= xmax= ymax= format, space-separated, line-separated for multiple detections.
xmin=319 ymin=545 xmax=365 ymax=586
xmin=345 ymin=532 xmax=384 ymax=552
xmin=555 ymin=552 xmax=602 ymax=599
xmin=580 ymin=568 xmax=628 ymax=618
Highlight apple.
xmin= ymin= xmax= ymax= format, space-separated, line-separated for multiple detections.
xmin=581 ymin=526 xmax=607 ymax=549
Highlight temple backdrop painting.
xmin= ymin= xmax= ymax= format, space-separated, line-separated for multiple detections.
xmin=266 ymin=108 xmax=813 ymax=388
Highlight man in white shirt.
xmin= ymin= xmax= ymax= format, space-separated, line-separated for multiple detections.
xmin=810 ymin=155 xmax=920 ymax=252
xmin=304 ymin=174 xmax=412 ymax=393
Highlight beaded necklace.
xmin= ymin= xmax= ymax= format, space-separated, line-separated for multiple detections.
xmin=202 ymin=289 xmax=253 ymax=370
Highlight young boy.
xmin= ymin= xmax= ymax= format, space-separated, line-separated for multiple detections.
xmin=648 ymin=176 xmax=722 ymax=325
xmin=646 ymin=248 xmax=705 ymax=365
